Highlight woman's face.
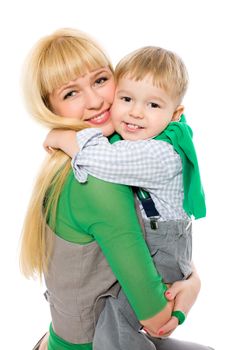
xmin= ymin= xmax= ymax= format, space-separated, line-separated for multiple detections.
xmin=49 ymin=67 xmax=115 ymax=136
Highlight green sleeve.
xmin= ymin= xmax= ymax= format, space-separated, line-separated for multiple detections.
xmin=69 ymin=175 xmax=167 ymax=320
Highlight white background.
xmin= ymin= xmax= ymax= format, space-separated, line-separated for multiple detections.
xmin=1 ymin=1 xmax=232 ymax=349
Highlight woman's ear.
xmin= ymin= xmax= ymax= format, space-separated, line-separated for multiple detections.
xmin=172 ymin=105 xmax=184 ymax=121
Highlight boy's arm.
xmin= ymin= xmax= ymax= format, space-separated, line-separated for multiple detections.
xmin=72 ymin=128 xmax=180 ymax=186
xmin=43 ymin=129 xmax=79 ymax=156
xmin=43 ymin=128 xmax=179 ymax=187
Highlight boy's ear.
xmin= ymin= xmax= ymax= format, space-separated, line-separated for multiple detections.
xmin=172 ymin=105 xmax=184 ymax=121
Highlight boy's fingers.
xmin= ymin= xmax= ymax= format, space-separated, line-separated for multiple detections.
xmin=43 ymin=144 xmax=54 ymax=154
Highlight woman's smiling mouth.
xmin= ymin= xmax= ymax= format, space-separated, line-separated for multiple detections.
xmin=86 ymin=110 xmax=111 ymax=125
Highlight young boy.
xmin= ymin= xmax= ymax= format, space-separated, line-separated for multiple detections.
xmin=44 ymin=46 xmax=206 ymax=348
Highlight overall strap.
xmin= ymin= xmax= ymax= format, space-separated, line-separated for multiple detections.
xmin=133 ymin=187 xmax=160 ymax=230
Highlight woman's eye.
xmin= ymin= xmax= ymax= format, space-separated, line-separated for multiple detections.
xmin=149 ymin=102 xmax=160 ymax=108
xmin=121 ymin=96 xmax=131 ymax=102
xmin=95 ymin=76 xmax=108 ymax=85
xmin=64 ymin=91 xmax=77 ymax=99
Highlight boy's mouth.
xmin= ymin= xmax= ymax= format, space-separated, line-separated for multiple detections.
xmin=124 ymin=122 xmax=144 ymax=131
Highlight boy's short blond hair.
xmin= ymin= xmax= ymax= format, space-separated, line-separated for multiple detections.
xmin=115 ymin=46 xmax=188 ymax=103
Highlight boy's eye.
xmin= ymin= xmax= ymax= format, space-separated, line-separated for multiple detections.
xmin=149 ymin=102 xmax=160 ymax=108
xmin=121 ymin=96 xmax=131 ymax=102
xmin=95 ymin=76 xmax=108 ymax=85
xmin=64 ymin=90 xmax=77 ymax=99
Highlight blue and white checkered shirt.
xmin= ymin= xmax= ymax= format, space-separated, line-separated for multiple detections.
xmin=72 ymin=128 xmax=189 ymax=221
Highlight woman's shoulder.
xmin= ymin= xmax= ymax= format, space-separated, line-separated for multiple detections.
xmin=59 ymin=172 xmax=135 ymax=218
xmin=66 ymin=171 xmax=133 ymax=196
xmin=60 ymin=171 xmax=136 ymax=229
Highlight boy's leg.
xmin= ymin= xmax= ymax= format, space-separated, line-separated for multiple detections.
xmin=145 ymin=220 xmax=193 ymax=283
xmin=151 ymin=337 xmax=214 ymax=350
xmin=144 ymin=221 xmax=213 ymax=350
xmin=93 ymin=290 xmax=214 ymax=350
xmin=93 ymin=291 xmax=214 ymax=350
xmin=93 ymin=289 xmax=156 ymax=350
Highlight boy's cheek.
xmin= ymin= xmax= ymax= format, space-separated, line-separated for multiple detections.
xmin=112 ymin=122 xmax=121 ymax=135
xmin=110 ymin=110 xmax=120 ymax=126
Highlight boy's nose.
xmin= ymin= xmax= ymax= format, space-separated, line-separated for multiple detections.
xmin=129 ymin=104 xmax=144 ymax=119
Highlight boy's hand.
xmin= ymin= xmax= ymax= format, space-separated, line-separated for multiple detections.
xmin=43 ymin=129 xmax=79 ymax=158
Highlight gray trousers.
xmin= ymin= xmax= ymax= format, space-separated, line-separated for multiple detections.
xmin=93 ymin=221 xmax=213 ymax=350
xmin=93 ymin=290 xmax=213 ymax=350
xmin=144 ymin=220 xmax=192 ymax=283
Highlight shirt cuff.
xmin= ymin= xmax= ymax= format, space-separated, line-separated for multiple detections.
xmin=71 ymin=128 xmax=103 ymax=183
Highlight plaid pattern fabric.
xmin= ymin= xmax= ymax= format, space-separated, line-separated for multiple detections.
xmin=72 ymin=128 xmax=189 ymax=221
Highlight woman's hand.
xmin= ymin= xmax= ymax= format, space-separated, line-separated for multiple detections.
xmin=157 ymin=265 xmax=201 ymax=337
xmin=140 ymin=299 xmax=174 ymax=337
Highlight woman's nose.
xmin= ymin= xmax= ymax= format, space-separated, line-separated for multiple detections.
xmin=85 ymin=88 xmax=104 ymax=110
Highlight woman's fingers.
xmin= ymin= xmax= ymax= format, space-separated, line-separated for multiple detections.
xmin=143 ymin=316 xmax=178 ymax=338
xmin=156 ymin=316 xmax=179 ymax=336
xmin=165 ymin=281 xmax=183 ymax=301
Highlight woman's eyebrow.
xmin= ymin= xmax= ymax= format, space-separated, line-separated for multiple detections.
xmin=56 ymin=68 xmax=109 ymax=94
xmin=57 ymin=83 xmax=77 ymax=95
xmin=62 ymin=83 xmax=77 ymax=90
xmin=91 ymin=68 xmax=109 ymax=78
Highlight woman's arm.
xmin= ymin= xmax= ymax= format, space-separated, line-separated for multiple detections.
xmin=69 ymin=175 xmax=171 ymax=328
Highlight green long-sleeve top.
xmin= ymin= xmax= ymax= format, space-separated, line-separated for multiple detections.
xmin=50 ymin=170 xmax=167 ymax=320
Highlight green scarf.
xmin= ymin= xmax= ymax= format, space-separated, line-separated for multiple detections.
xmin=155 ymin=114 xmax=206 ymax=219
xmin=110 ymin=114 xmax=206 ymax=219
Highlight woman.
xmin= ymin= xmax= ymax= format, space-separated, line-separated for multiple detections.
xmin=20 ymin=28 xmax=210 ymax=350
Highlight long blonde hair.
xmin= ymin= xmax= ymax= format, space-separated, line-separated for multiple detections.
xmin=20 ymin=28 xmax=113 ymax=279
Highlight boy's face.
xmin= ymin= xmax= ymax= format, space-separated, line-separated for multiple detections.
xmin=110 ymin=75 xmax=183 ymax=140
